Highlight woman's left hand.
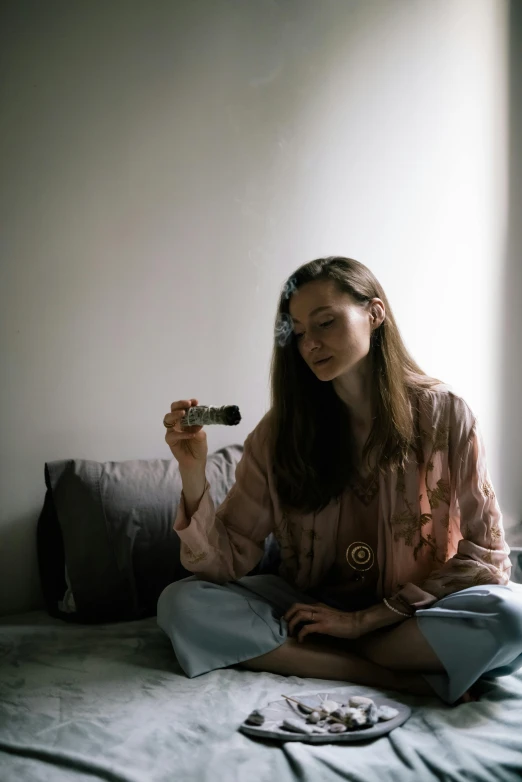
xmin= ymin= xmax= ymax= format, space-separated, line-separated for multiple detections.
xmin=283 ymin=602 xmax=363 ymax=643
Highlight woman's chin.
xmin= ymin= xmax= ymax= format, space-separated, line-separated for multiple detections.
xmin=312 ymin=357 xmax=336 ymax=379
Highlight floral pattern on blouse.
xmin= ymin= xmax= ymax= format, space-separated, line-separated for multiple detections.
xmin=173 ymin=385 xmax=511 ymax=611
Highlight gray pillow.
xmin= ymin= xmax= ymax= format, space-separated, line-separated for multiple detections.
xmin=37 ymin=444 xmax=261 ymax=622
xmin=510 ymin=548 xmax=522 ymax=584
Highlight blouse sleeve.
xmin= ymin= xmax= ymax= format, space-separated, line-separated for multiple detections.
xmin=387 ymin=416 xmax=511 ymax=615
xmin=173 ymin=415 xmax=275 ymax=584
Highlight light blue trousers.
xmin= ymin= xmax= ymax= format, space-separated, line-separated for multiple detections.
xmin=157 ymin=574 xmax=522 ymax=704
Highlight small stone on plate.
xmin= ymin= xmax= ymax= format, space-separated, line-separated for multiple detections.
xmin=297 ymin=702 xmax=314 ymax=714
xmin=306 ymin=711 xmax=322 ymax=723
xmin=281 ymin=719 xmax=314 ymax=734
xmin=328 ymin=723 xmax=348 ymax=733
xmin=245 ymin=709 xmax=265 ymax=726
xmin=377 ymin=705 xmax=399 ymax=721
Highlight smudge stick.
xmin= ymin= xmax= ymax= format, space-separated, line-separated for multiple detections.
xmin=180 ymin=405 xmax=241 ymax=426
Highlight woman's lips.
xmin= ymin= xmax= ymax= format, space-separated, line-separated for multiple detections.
xmin=313 ymin=356 xmax=332 ymax=366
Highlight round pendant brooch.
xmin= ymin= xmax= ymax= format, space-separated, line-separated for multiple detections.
xmin=346 ymin=541 xmax=374 ymax=572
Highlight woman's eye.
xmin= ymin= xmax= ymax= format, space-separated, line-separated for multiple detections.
xmin=294 ymin=320 xmax=333 ymax=340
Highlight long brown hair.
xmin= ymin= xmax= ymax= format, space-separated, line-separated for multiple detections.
xmin=269 ymin=256 xmax=440 ymax=514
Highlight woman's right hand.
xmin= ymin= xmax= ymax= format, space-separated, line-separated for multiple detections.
xmin=164 ymin=398 xmax=208 ymax=472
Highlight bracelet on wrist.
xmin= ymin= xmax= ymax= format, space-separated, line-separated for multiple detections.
xmin=383 ymin=597 xmax=411 ymax=618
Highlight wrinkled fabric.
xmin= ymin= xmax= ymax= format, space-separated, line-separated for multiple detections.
xmin=174 ymin=386 xmax=511 ymax=611
xmin=2 ymin=610 xmax=522 ymax=782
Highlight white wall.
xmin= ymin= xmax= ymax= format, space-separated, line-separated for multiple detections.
xmin=0 ymin=0 xmax=515 ymax=615
xmin=499 ymin=0 xmax=522 ymax=547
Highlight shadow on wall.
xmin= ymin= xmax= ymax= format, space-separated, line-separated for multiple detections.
xmin=500 ymin=1 xmax=522 ymax=545
xmin=1 ymin=511 xmax=44 ymax=612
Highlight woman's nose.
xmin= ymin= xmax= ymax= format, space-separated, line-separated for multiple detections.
xmin=303 ymin=336 xmax=321 ymax=353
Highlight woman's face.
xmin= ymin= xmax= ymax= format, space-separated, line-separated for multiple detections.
xmin=288 ymin=279 xmax=383 ymax=381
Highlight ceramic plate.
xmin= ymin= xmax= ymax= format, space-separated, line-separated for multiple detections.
xmin=239 ymin=687 xmax=411 ymax=744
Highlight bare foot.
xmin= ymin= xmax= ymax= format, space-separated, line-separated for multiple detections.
xmin=456 ymin=688 xmax=480 ymax=705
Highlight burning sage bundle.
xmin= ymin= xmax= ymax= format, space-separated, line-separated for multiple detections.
xmin=180 ymin=405 xmax=241 ymax=427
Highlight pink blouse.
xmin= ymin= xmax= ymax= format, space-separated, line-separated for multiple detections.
xmin=173 ymin=385 xmax=511 ymax=612
xmin=306 ymin=476 xmax=381 ymax=611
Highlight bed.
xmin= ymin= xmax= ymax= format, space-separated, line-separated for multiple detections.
xmin=1 ymin=607 xmax=522 ymax=782
xmin=1 ymin=449 xmax=522 ymax=781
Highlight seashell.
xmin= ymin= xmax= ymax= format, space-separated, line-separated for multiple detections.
xmin=377 ymin=705 xmax=399 ymax=721
xmin=320 ymin=699 xmax=339 ymax=714
xmin=306 ymin=711 xmax=322 ymax=724
xmin=245 ymin=710 xmax=265 ymax=726
xmin=328 ymin=723 xmax=348 ymax=733
xmin=281 ymin=718 xmax=314 ymax=734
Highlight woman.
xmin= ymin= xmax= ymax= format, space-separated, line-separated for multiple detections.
xmin=158 ymin=256 xmax=522 ymax=704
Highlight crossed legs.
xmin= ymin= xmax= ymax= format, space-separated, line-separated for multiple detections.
xmin=237 ymin=619 xmax=444 ymax=697
xmin=350 ymin=617 xmax=445 ymax=671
